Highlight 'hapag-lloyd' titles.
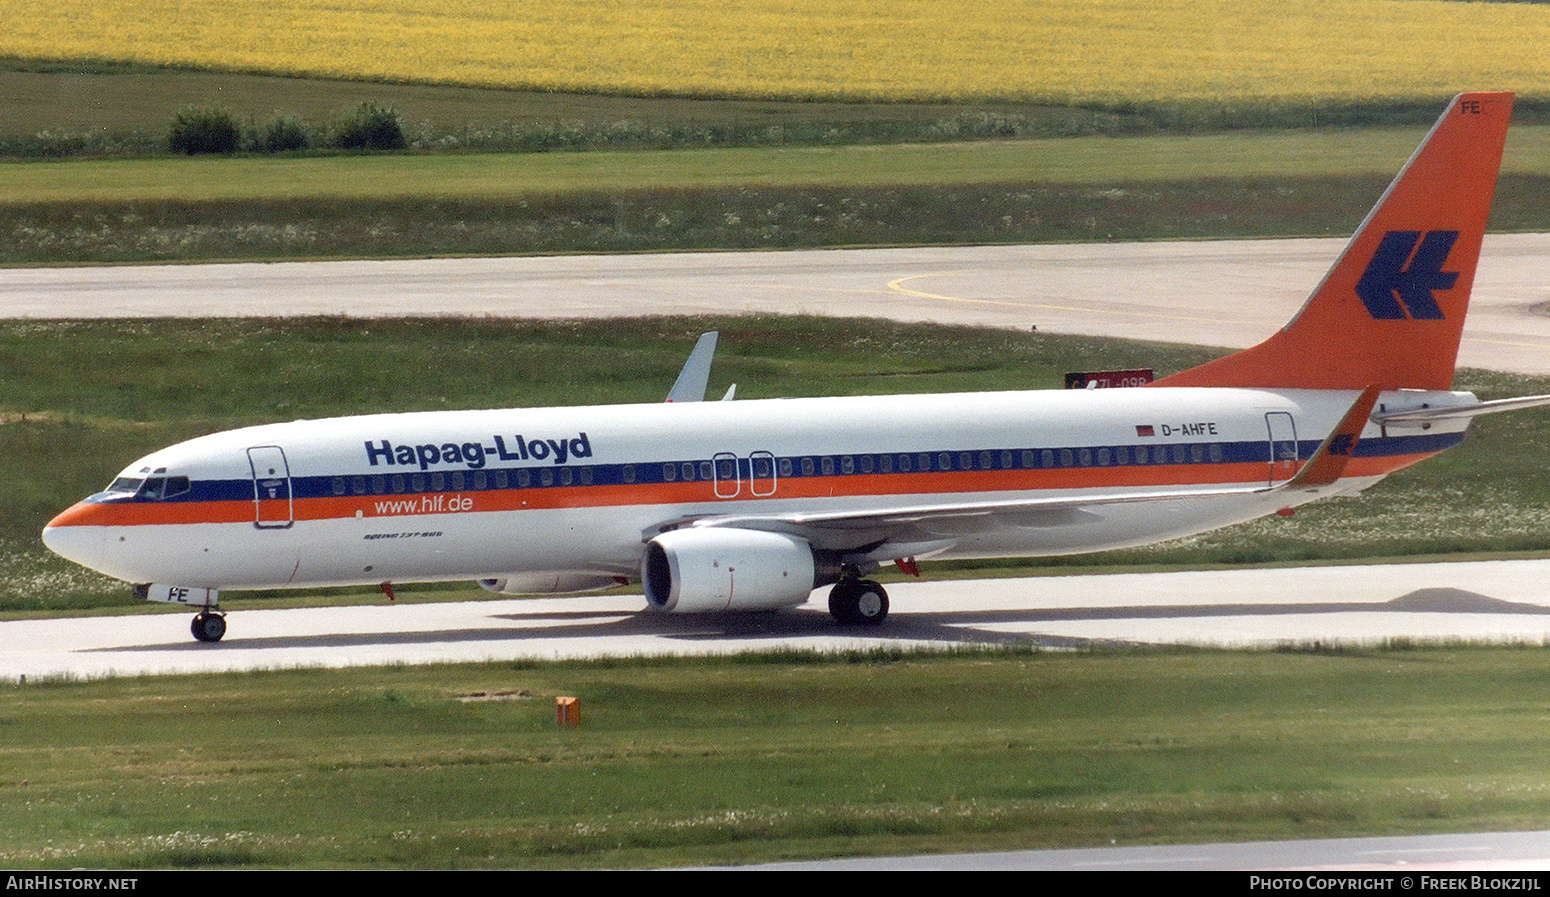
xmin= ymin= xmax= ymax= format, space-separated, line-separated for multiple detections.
xmin=364 ymin=433 xmax=592 ymax=470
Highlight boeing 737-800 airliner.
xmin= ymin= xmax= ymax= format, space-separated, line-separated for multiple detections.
xmin=42 ymin=92 xmax=1550 ymax=642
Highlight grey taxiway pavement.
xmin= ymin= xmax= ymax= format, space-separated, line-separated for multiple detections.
xmin=6 ymin=233 xmax=1550 ymax=372
xmin=8 ymin=560 xmax=1550 ymax=681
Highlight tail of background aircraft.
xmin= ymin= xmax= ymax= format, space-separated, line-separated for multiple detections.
xmin=1154 ymin=91 xmax=1513 ymax=391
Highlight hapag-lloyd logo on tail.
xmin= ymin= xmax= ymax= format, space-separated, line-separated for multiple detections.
xmin=1355 ymin=230 xmax=1460 ymax=320
xmin=365 ymin=433 xmax=592 ymax=470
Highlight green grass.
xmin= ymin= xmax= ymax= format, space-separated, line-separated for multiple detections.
xmin=7 ymin=126 xmax=1550 ymax=203
xmin=4 ymin=646 xmax=1550 ymax=868
xmin=4 ymin=126 xmax=1550 ymax=263
xmin=7 ymin=316 xmax=1550 ymax=613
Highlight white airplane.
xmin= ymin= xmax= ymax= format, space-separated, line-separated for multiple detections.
xmin=42 ymin=91 xmax=1550 ymax=643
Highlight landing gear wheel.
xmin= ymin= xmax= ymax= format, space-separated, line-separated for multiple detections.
xmin=828 ymin=579 xmax=889 ymax=626
xmin=191 ymin=611 xmax=227 ymax=643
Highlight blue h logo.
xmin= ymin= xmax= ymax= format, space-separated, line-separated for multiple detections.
xmin=1355 ymin=230 xmax=1459 ymax=320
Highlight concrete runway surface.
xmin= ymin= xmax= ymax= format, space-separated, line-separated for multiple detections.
xmin=4 ymin=233 xmax=1550 ymax=372
xmin=7 ymin=559 xmax=1550 ymax=681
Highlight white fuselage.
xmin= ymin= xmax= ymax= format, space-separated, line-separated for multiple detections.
xmin=42 ymin=385 xmax=1472 ymax=593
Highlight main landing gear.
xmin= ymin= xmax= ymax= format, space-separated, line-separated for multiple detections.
xmin=191 ymin=610 xmax=227 ymax=643
xmin=828 ymin=575 xmax=889 ymax=626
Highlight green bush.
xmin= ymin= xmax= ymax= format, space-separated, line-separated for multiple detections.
xmin=260 ymin=115 xmax=311 ymax=153
xmin=168 ymin=106 xmax=242 ymax=155
xmin=330 ymin=102 xmax=407 ymax=151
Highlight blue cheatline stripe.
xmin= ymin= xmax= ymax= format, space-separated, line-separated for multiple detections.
xmin=91 ymin=431 xmax=1465 ymax=507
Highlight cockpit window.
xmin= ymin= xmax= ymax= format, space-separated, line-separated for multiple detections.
xmin=106 ymin=475 xmax=191 ymax=500
xmin=139 ymin=476 xmax=191 ymax=500
xmin=106 ymin=477 xmax=144 ymax=495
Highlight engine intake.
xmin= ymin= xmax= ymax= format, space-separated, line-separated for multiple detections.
xmin=642 ymin=528 xmax=816 ymax=613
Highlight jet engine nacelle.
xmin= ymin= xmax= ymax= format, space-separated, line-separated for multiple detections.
xmin=478 ymin=572 xmax=623 ymax=594
xmin=642 ymin=527 xmax=816 ymax=613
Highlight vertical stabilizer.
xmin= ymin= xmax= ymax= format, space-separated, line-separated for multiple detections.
xmin=1155 ymin=92 xmax=1513 ymax=390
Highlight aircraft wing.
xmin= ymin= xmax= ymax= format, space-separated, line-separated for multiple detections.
xmin=671 ymin=482 xmax=1279 ymax=558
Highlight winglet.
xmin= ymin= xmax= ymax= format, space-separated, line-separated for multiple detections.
xmin=1283 ymin=385 xmax=1383 ymax=489
xmin=665 ymin=332 xmax=719 ymax=403
xmin=1155 ymin=92 xmax=1513 ymax=391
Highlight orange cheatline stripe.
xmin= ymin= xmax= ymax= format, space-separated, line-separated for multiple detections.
xmin=46 ymin=454 xmax=1448 ymax=529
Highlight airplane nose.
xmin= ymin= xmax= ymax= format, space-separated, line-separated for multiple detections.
xmin=42 ymin=505 xmax=106 ymax=571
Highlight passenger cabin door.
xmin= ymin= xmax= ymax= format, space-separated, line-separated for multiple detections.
xmin=247 ymin=445 xmax=294 ymax=528
xmin=1265 ymin=413 xmax=1298 ymax=485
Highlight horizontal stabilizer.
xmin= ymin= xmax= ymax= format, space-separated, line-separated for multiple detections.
xmin=1372 ymin=393 xmax=1550 ymax=425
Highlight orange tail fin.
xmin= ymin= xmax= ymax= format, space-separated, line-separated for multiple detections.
xmin=1155 ymin=92 xmax=1513 ymax=391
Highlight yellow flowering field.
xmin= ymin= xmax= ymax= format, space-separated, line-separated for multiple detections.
xmin=0 ymin=0 xmax=1546 ymax=103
